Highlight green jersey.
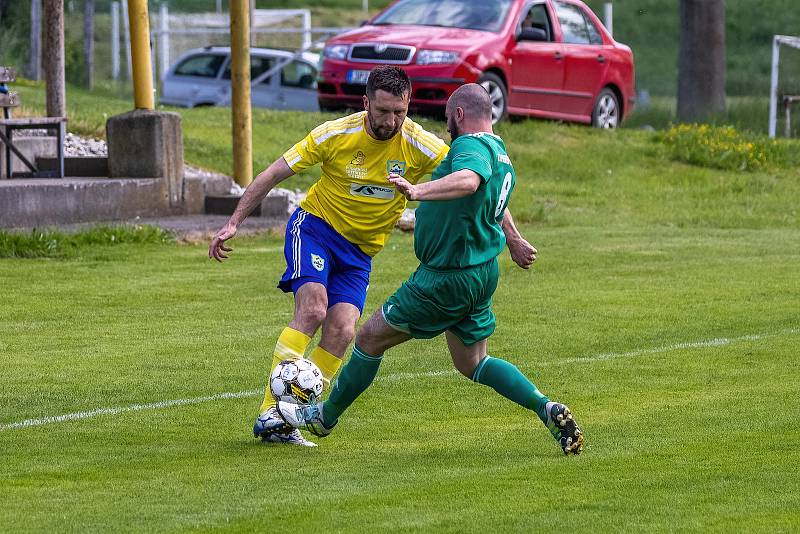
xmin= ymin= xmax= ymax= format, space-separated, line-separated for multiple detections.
xmin=414 ymin=133 xmax=515 ymax=270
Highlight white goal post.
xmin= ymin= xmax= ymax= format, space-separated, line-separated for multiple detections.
xmin=769 ymin=35 xmax=800 ymax=138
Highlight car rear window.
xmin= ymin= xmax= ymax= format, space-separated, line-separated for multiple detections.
xmin=555 ymin=1 xmax=602 ymax=45
xmin=174 ymin=54 xmax=225 ymax=78
xmin=372 ymin=0 xmax=513 ymax=33
xmin=222 ymin=55 xmax=276 ymax=81
xmin=281 ymin=61 xmax=317 ymax=89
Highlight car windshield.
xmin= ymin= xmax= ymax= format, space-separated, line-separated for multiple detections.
xmin=372 ymin=0 xmax=513 ymax=32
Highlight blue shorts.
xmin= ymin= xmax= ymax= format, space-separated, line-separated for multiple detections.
xmin=278 ymin=208 xmax=372 ymax=313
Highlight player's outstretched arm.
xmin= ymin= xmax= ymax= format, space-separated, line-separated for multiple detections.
xmin=502 ymin=208 xmax=537 ymax=269
xmin=208 ymin=157 xmax=295 ymax=262
xmin=388 ymin=169 xmax=481 ymax=201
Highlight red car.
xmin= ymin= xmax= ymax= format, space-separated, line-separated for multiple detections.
xmin=318 ymin=0 xmax=635 ymax=127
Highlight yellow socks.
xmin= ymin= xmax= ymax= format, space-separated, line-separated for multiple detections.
xmin=309 ymin=346 xmax=343 ymax=390
xmin=258 ymin=327 xmax=311 ymax=413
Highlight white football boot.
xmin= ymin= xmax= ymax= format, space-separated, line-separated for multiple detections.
xmin=253 ymin=407 xmax=316 ymax=447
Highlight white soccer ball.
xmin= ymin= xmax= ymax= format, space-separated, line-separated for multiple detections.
xmin=270 ymin=358 xmax=324 ymax=405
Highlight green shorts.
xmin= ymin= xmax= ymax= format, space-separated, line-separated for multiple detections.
xmin=382 ymin=258 xmax=499 ymax=346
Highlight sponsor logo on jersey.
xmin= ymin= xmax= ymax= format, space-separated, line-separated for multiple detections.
xmin=350 ymin=183 xmax=395 ymax=199
xmin=311 ymin=254 xmax=325 ymax=271
xmin=387 ymin=160 xmax=407 ymax=176
xmin=498 ymin=154 xmax=511 ymax=165
xmin=346 ymin=165 xmax=368 ymax=180
xmin=350 ymin=151 xmax=366 ymax=165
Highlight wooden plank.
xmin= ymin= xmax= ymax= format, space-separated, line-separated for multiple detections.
xmin=0 ymin=66 xmax=16 ymax=83
xmin=0 ymin=92 xmax=20 ymax=107
xmin=0 ymin=117 xmax=67 ymax=126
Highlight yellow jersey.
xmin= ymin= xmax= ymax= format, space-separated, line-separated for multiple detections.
xmin=283 ymin=112 xmax=448 ymax=256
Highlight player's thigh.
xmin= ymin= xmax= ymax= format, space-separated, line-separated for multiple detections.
xmin=327 ymin=265 xmax=370 ymax=316
xmin=382 ymin=269 xmax=468 ymax=340
xmin=449 ymin=260 xmax=499 ymax=346
xmin=278 ymin=209 xmax=332 ymax=293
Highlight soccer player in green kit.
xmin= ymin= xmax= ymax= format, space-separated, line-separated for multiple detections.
xmin=277 ymin=83 xmax=584 ymax=455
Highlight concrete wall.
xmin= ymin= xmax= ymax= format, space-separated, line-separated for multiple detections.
xmin=0 ymin=178 xmax=165 ymax=227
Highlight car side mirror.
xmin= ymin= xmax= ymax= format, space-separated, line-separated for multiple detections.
xmin=518 ymin=27 xmax=548 ymax=42
xmin=360 ymin=19 xmax=369 ymax=27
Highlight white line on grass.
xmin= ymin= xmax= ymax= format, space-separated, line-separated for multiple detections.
xmin=2 ymin=328 xmax=796 ymax=431
xmin=554 ymin=327 xmax=799 ymax=365
xmin=0 ymin=390 xmax=260 ymax=431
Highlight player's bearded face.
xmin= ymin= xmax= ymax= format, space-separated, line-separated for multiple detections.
xmin=365 ymin=90 xmax=409 ymax=140
xmin=446 ymin=106 xmax=461 ymax=141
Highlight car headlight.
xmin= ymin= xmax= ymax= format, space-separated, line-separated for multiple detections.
xmin=323 ymin=45 xmax=349 ymax=60
xmin=416 ymin=50 xmax=460 ymax=65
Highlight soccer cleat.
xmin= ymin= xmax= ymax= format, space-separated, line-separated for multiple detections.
xmin=253 ymin=407 xmax=317 ymax=446
xmin=544 ymin=401 xmax=584 ymax=455
xmin=276 ymin=400 xmax=336 ymax=438
xmin=262 ymin=428 xmax=317 ymax=447
xmin=253 ymin=407 xmax=293 ymax=438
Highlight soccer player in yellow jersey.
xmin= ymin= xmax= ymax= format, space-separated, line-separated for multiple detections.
xmin=209 ymin=66 xmax=449 ymax=446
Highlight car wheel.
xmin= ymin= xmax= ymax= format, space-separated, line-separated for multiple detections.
xmin=477 ymin=73 xmax=507 ymax=124
xmin=592 ymin=88 xmax=620 ymax=129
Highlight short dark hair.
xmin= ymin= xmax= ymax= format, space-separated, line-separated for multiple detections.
xmin=366 ymin=66 xmax=411 ymax=100
xmin=448 ymin=83 xmax=492 ymax=121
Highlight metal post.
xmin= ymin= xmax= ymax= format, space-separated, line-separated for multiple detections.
xmin=159 ymin=3 xmax=170 ymax=81
xmin=769 ymin=35 xmax=781 ymax=137
xmin=363 ymin=0 xmax=368 ymax=13
xmin=302 ymin=10 xmax=311 ymax=51
xmin=604 ymin=3 xmax=613 ymax=37
xmin=111 ymin=2 xmax=120 ymax=80
xmin=217 ymin=0 xmax=223 ymax=14
xmin=231 ymin=0 xmax=253 ymax=187
xmin=128 ymin=0 xmax=155 ymax=109
xmin=122 ymin=0 xmax=132 ymax=80
xmin=769 ymin=36 xmax=780 ymax=138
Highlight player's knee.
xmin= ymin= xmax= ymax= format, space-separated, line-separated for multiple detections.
xmin=338 ymin=323 xmax=356 ymax=345
xmin=297 ymin=304 xmax=327 ymax=331
xmin=325 ymin=318 xmax=355 ymax=347
xmin=354 ymin=324 xmax=379 ymax=353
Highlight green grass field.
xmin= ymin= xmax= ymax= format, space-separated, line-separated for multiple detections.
xmin=2 ymin=97 xmax=800 ymax=530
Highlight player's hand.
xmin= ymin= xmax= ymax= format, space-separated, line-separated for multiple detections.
xmin=507 ymin=237 xmax=537 ymax=269
xmin=388 ymin=173 xmax=417 ymax=200
xmin=209 ymin=222 xmax=237 ymax=262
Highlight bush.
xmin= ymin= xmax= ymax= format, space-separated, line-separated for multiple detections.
xmin=661 ymin=123 xmax=789 ymax=172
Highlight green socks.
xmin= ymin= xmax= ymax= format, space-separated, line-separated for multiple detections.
xmin=472 ymin=356 xmax=550 ymax=423
xmin=321 ymin=345 xmax=383 ymax=427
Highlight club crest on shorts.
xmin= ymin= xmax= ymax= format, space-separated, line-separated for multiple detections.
xmin=311 ymin=253 xmax=325 ymax=271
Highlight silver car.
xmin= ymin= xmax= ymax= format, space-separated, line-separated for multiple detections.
xmin=160 ymin=46 xmax=320 ymax=112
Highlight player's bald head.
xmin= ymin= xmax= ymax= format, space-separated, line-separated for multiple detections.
xmin=447 ymin=83 xmax=492 ymax=122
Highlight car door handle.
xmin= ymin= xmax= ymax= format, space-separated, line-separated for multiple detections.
xmin=554 ymin=52 xmax=563 ymax=60
xmin=597 ymin=55 xmax=606 ymax=63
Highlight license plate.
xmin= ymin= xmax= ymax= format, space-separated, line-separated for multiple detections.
xmin=346 ymin=69 xmax=371 ymax=84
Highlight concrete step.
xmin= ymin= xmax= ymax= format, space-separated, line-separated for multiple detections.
xmin=205 ymin=189 xmax=295 ymax=217
xmin=37 ymin=156 xmax=109 ymax=177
